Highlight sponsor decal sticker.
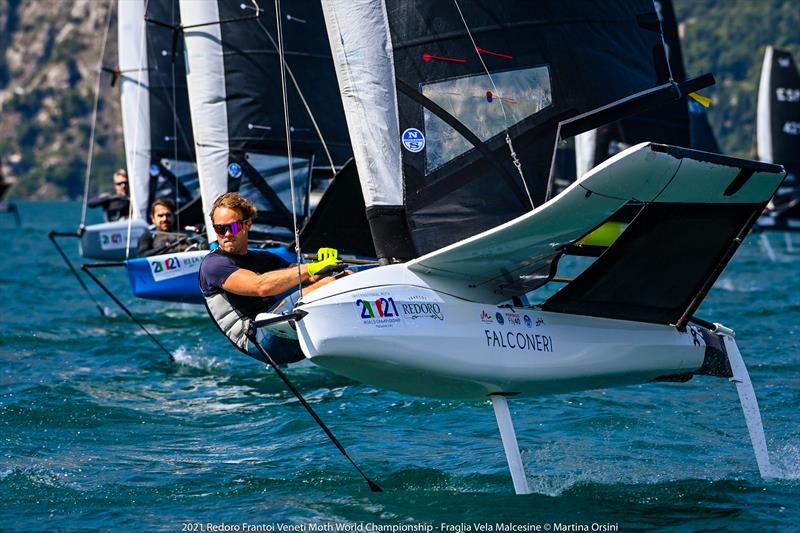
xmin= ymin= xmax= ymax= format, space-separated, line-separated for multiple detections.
xmin=402 ymin=128 xmax=425 ymax=153
xmin=480 ymin=310 xmax=494 ymax=323
xmin=504 ymin=312 xmax=521 ymax=326
xmin=495 ymin=312 xmax=504 ymax=325
xmin=523 ymin=315 xmax=532 ymax=328
xmin=149 ymin=252 xmax=204 ymax=282
xmin=484 ymin=330 xmax=554 ymax=352
xmin=536 ymin=316 xmax=545 ymax=326
xmin=356 ymin=296 xmax=402 ymax=328
xmin=401 ymin=302 xmax=444 ymax=321
xmin=99 ymin=228 xmax=145 ymax=250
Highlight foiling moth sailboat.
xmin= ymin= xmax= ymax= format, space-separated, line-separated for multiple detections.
xmin=260 ymin=0 xmax=786 ymax=493
xmin=52 ymin=0 xmax=206 ymax=308
xmin=83 ymin=0 xmax=203 ymax=262
xmin=754 ymin=46 xmax=800 ymax=255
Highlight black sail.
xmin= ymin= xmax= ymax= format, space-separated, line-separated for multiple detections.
xmin=183 ymin=0 xmax=352 ymax=240
xmin=382 ymin=1 xmax=673 ymax=256
xmin=144 ymin=0 xmax=198 ymax=219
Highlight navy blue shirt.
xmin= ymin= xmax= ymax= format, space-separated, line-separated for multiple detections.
xmin=199 ymin=248 xmax=290 ymax=320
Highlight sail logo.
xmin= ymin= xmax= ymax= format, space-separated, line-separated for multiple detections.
xmin=356 ymin=297 xmax=402 ymax=328
xmin=783 ymin=121 xmax=800 ymax=135
xmin=504 ymin=312 xmax=521 ymax=326
xmin=228 ymin=162 xmax=243 ymax=178
xmin=495 ymin=312 xmax=504 ymax=325
xmin=402 ymin=128 xmax=426 ymax=153
xmin=776 ymin=88 xmax=800 ymax=103
xmin=149 ymin=252 xmax=204 ymax=282
xmin=523 ymin=315 xmax=532 ymax=328
xmin=480 ymin=310 xmax=494 ymax=323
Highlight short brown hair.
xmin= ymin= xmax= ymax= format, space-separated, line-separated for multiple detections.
xmin=210 ymin=192 xmax=257 ymax=221
xmin=151 ymin=197 xmax=176 ymax=213
xmin=114 ymin=169 xmax=128 ymax=178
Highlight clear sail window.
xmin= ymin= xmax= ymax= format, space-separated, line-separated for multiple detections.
xmin=153 ymin=158 xmax=199 ymax=208
xmin=421 ymin=66 xmax=552 ymax=172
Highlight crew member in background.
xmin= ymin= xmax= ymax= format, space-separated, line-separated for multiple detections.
xmin=199 ymin=192 xmax=346 ymax=365
xmin=87 ymin=169 xmax=130 ymax=222
xmin=136 ymin=197 xmax=198 ymax=257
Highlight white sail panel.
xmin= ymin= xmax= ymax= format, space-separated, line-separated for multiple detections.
xmin=321 ymin=0 xmax=402 ymax=207
xmin=180 ymin=0 xmax=229 ymax=243
xmin=118 ymin=0 xmax=150 ymax=220
xmin=757 ymin=46 xmax=774 ymax=163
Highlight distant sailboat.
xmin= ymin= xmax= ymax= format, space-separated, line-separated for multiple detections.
xmin=79 ymin=0 xmax=202 ymax=262
xmin=261 ymin=0 xmax=786 ymax=492
xmin=755 ymin=46 xmax=800 ymax=237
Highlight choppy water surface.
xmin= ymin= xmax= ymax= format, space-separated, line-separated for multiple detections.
xmin=1 ymin=203 xmax=798 ymax=532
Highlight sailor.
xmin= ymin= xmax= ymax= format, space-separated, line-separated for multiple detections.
xmin=136 ymin=197 xmax=199 ymax=257
xmin=87 ymin=169 xmax=130 ymax=221
xmin=198 ymin=192 xmax=345 ymax=365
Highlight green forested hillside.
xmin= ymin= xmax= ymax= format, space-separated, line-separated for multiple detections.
xmin=0 ymin=0 xmax=798 ymax=199
xmin=675 ymin=0 xmax=800 ymax=157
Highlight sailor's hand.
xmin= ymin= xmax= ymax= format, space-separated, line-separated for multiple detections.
xmin=316 ymin=247 xmax=338 ymax=262
xmin=307 ymin=254 xmax=345 ymax=278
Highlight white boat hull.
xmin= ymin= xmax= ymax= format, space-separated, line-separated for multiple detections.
xmin=295 ymin=281 xmax=704 ymax=399
xmin=80 ymin=219 xmax=148 ymax=261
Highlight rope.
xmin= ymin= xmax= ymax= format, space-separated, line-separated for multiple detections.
xmin=452 ymin=0 xmax=534 ymax=209
xmin=274 ymin=0 xmax=303 ymax=297
xmin=252 ymin=2 xmax=336 ymax=172
xmin=80 ymin=0 xmax=115 ymax=227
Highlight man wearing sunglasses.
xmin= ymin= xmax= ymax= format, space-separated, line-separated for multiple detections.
xmin=199 ymin=192 xmax=345 ymax=364
xmin=87 ymin=169 xmax=131 ymax=222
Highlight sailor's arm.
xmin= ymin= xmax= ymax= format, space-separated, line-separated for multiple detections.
xmin=222 ymin=265 xmax=316 ymax=298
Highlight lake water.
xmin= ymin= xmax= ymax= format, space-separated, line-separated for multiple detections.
xmin=1 ymin=202 xmax=798 ymax=532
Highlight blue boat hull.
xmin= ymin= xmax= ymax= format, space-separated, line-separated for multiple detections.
xmin=125 ymin=246 xmax=297 ymax=304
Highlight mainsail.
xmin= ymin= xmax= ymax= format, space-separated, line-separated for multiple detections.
xmin=574 ymin=0 xmax=718 ymax=178
xmin=757 ymin=46 xmax=800 ymax=218
xmin=180 ymin=0 xmax=352 ymax=243
xmin=118 ymin=0 xmax=197 ymax=222
xmin=323 ymin=0 xmax=699 ymax=261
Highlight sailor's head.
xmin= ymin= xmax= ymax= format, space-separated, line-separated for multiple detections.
xmin=210 ymin=192 xmax=256 ymax=254
xmin=151 ymin=197 xmax=176 ymax=232
xmin=113 ymin=169 xmax=129 ymax=196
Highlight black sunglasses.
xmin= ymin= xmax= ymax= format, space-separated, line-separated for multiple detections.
xmin=115 ymin=181 xmax=128 ymax=187
xmin=213 ymin=219 xmax=250 ymax=236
